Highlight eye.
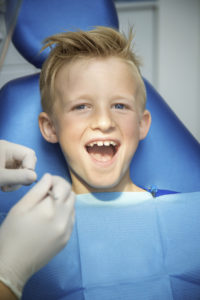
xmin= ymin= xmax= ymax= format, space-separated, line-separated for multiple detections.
xmin=75 ymin=104 xmax=87 ymax=110
xmin=73 ymin=104 xmax=91 ymax=111
xmin=113 ymin=103 xmax=126 ymax=110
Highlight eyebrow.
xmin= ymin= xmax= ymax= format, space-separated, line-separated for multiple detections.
xmin=110 ymin=95 xmax=136 ymax=102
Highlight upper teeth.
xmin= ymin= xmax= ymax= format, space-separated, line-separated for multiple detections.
xmin=87 ymin=141 xmax=117 ymax=147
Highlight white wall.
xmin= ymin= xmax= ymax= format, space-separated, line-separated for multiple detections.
xmin=0 ymin=0 xmax=200 ymax=141
xmin=157 ymin=0 xmax=200 ymax=142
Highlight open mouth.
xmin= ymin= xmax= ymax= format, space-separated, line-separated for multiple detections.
xmin=85 ymin=140 xmax=119 ymax=163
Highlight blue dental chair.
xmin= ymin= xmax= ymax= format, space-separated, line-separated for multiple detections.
xmin=0 ymin=0 xmax=199 ymax=209
xmin=0 ymin=1 xmax=200 ymax=299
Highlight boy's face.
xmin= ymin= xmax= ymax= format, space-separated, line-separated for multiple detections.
xmin=39 ymin=57 xmax=151 ymax=194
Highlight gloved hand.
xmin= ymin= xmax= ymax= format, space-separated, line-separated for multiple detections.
xmin=0 ymin=173 xmax=75 ymax=299
xmin=0 ymin=140 xmax=37 ymax=191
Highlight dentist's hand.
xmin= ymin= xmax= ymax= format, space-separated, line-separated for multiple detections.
xmin=0 ymin=174 xmax=75 ymax=299
xmin=0 ymin=140 xmax=37 ymax=192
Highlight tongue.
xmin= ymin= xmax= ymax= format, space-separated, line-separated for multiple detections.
xmin=87 ymin=145 xmax=114 ymax=162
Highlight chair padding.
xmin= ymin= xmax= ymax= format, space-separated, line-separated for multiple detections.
xmin=10 ymin=0 xmax=119 ymax=68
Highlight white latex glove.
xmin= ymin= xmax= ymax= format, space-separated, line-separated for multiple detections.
xmin=0 ymin=140 xmax=37 ymax=191
xmin=0 ymin=173 xmax=75 ymax=299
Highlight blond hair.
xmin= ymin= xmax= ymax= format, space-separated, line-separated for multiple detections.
xmin=40 ymin=26 xmax=146 ymax=114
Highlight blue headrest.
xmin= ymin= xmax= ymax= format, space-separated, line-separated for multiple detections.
xmin=9 ymin=0 xmax=119 ymax=68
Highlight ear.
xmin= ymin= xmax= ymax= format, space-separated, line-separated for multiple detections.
xmin=38 ymin=112 xmax=58 ymax=143
xmin=139 ymin=110 xmax=151 ymax=140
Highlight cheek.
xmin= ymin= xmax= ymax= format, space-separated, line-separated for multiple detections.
xmin=56 ymin=116 xmax=86 ymax=152
xmin=55 ymin=115 xmax=78 ymax=137
xmin=120 ymin=116 xmax=140 ymax=140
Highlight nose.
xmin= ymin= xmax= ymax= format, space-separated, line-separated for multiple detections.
xmin=90 ymin=107 xmax=115 ymax=132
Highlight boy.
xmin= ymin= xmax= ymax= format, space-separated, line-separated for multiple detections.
xmin=35 ymin=27 xmax=200 ymax=300
xmin=38 ymin=26 xmax=151 ymax=195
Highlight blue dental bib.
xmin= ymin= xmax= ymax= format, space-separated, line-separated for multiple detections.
xmin=19 ymin=191 xmax=200 ymax=299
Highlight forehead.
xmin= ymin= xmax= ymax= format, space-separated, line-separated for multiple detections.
xmin=54 ymin=57 xmax=141 ymax=102
xmin=56 ymin=56 xmax=139 ymax=83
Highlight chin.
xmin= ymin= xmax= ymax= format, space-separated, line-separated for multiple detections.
xmin=70 ymin=168 xmax=127 ymax=194
xmin=87 ymin=179 xmax=122 ymax=192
